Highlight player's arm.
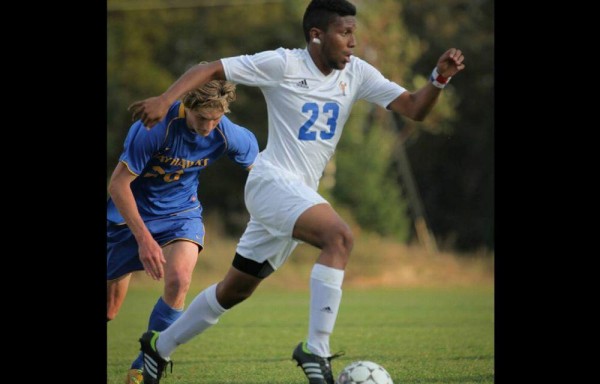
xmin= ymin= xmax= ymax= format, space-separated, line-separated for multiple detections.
xmin=221 ymin=117 xmax=260 ymax=171
xmin=388 ymin=48 xmax=465 ymax=121
xmin=129 ymin=60 xmax=226 ymax=129
xmin=108 ymin=162 xmax=166 ymax=280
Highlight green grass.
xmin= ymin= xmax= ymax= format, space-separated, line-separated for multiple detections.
xmin=108 ymin=285 xmax=493 ymax=383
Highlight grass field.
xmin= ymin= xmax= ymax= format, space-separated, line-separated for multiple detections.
xmin=108 ymin=285 xmax=493 ymax=383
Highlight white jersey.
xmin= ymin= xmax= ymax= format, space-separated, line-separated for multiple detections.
xmin=222 ymin=47 xmax=405 ymax=190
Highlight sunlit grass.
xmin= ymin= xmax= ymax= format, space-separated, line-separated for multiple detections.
xmin=108 ymin=285 xmax=493 ymax=383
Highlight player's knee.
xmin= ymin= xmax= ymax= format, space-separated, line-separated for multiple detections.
xmin=165 ymin=274 xmax=192 ymax=297
xmin=218 ymin=282 xmax=256 ymax=309
xmin=230 ymin=284 xmax=255 ymax=304
xmin=339 ymin=225 xmax=354 ymax=255
xmin=325 ymin=223 xmax=354 ymax=258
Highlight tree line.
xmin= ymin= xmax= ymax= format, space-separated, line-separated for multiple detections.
xmin=107 ymin=0 xmax=493 ymax=252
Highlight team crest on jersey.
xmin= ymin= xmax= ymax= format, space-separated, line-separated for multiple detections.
xmin=295 ymin=79 xmax=309 ymax=89
xmin=339 ymin=81 xmax=348 ymax=96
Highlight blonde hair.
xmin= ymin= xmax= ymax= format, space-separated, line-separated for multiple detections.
xmin=182 ymin=80 xmax=237 ymax=113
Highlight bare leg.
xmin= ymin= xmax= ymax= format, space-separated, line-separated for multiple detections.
xmin=161 ymin=240 xmax=200 ymax=309
xmin=107 ymin=273 xmax=132 ymax=321
xmin=216 ymin=265 xmax=263 ymax=309
xmin=293 ymin=203 xmax=353 ymax=269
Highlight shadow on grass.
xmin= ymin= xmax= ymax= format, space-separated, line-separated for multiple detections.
xmin=442 ymin=354 xmax=494 ymax=361
xmin=406 ymin=374 xmax=494 ymax=383
xmin=174 ymin=356 xmax=296 ymax=366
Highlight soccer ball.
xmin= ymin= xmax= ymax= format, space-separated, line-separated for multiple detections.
xmin=336 ymin=360 xmax=394 ymax=384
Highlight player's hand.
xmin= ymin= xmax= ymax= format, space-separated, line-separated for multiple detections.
xmin=128 ymin=95 xmax=170 ymax=129
xmin=138 ymin=238 xmax=167 ymax=280
xmin=436 ymin=48 xmax=466 ymax=79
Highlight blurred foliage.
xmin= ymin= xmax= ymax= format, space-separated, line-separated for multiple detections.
xmin=399 ymin=0 xmax=494 ymax=250
xmin=108 ymin=1 xmax=304 ymax=233
xmin=107 ymin=0 xmax=493 ymax=252
xmin=334 ymin=0 xmax=419 ymax=242
xmin=334 ymin=101 xmax=411 ymax=241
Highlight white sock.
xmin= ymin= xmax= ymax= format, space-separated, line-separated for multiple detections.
xmin=307 ymin=263 xmax=344 ymax=357
xmin=156 ymin=283 xmax=226 ymax=359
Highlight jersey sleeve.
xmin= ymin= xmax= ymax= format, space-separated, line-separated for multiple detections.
xmin=221 ymin=48 xmax=286 ymax=88
xmin=355 ymin=58 xmax=406 ymax=109
xmin=118 ymin=118 xmax=169 ymax=176
xmin=218 ymin=116 xmax=259 ymax=169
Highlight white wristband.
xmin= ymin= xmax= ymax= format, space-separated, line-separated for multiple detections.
xmin=430 ymin=67 xmax=451 ymax=89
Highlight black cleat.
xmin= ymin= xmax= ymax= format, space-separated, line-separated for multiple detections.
xmin=292 ymin=341 xmax=343 ymax=384
xmin=139 ymin=331 xmax=173 ymax=384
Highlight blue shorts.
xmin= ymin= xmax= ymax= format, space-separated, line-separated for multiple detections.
xmin=107 ymin=208 xmax=205 ymax=280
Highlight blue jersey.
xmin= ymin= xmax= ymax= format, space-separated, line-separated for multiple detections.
xmin=107 ymin=101 xmax=258 ymax=224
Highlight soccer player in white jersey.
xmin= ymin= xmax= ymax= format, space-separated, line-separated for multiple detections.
xmin=129 ymin=1 xmax=465 ymax=383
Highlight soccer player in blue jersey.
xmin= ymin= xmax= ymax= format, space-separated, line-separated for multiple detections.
xmin=107 ymin=79 xmax=258 ymax=384
xmin=129 ymin=1 xmax=466 ymax=383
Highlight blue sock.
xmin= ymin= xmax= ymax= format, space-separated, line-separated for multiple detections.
xmin=130 ymin=296 xmax=183 ymax=369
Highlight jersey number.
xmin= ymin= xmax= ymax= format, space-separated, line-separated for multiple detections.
xmin=298 ymin=102 xmax=339 ymax=141
xmin=143 ymin=166 xmax=183 ymax=182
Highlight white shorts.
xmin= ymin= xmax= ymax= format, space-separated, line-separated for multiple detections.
xmin=236 ymin=156 xmax=328 ymax=270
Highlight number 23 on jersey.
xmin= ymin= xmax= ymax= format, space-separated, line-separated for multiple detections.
xmin=298 ymin=102 xmax=340 ymax=141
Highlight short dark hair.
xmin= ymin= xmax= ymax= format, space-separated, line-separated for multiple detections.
xmin=302 ymin=0 xmax=357 ymax=42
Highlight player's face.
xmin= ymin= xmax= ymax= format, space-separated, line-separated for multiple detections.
xmin=321 ymin=15 xmax=356 ymax=70
xmin=186 ymin=107 xmax=224 ymax=137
